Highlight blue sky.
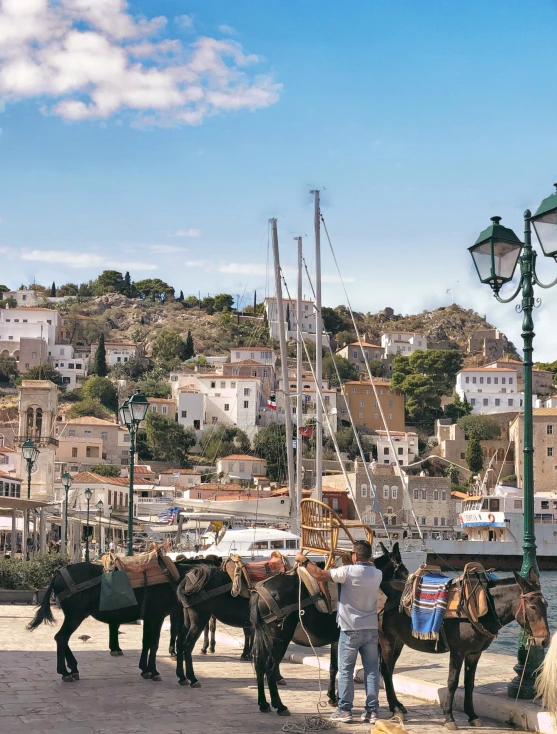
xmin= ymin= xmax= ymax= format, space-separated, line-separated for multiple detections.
xmin=2 ymin=0 xmax=557 ymax=358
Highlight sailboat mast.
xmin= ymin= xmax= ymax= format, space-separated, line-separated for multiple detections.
xmin=295 ymin=236 xmax=304 ymax=522
xmin=270 ymin=218 xmax=297 ymax=533
xmin=312 ymin=189 xmax=323 ymax=501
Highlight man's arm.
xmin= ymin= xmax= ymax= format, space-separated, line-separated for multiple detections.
xmin=294 ymin=552 xmax=331 ymax=583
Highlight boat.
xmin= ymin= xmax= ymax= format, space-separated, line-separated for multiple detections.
xmin=426 ymin=484 xmax=557 ymax=570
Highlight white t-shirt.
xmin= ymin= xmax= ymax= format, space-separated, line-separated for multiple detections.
xmin=329 ymin=562 xmax=382 ymax=631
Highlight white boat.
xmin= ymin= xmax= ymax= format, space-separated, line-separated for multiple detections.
xmin=426 ymin=484 xmax=557 ymax=570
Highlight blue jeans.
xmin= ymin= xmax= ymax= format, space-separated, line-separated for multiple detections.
xmin=337 ymin=628 xmax=379 ymax=713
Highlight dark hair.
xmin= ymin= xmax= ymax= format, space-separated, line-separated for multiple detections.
xmin=352 ymin=540 xmax=372 ymax=560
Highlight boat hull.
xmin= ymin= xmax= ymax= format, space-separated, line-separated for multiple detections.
xmin=426 ymin=551 xmax=557 ymax=571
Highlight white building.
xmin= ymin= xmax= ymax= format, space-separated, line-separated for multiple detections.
xmin=91 ymin=341 xmax=140 ymax=367
xmin=230 ymin=347 xmax=276 ymax=367
xmin=381 ymin=331 xmax=427 ymax=356
xmin=2 ymin=289 xmax=66 ymax=308
xmin=177 ymin=390 xmax=205 ymax=432
xmin=537 ymin=395 xmax=557 ymax=409
xmin=455 ymin=367 xmax=525 ymax=414
xmin=0 ymin=307 xmax=60 ymax=360
xmin=216 ymin=455 xmax=267 ymax=484
xmin=274 ymin=373 xmax=338 ymax=435
xmin=264 ymin=297 xmax=317 ymax=342
xmin=50 ymin=343 xmax=88 ymax=388
xmin=372 ymin=430 xmax=419 ymax=466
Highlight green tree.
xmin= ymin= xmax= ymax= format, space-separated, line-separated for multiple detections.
xmin=92 ymin=333 xmax=108 ymax=377
xmin=82 ymin=376 xmax=118 ymax=412
xmin=367 ymin=358 xmax=385 ymax=378
xmin=177 ymin=290 xmax=184 ymax=302
xmin=0 ymin=297 xmax=17 ymax=309
xmin=50 ymin=281 xmax=56 ymax=297
xmin=184 ymin=330 xmax=195 ymax=360
xmin=213 ymin=293 xmax=234 ymax=312
xmin=444 ymin=464 xmax=461 ymax=484
xmin=322 ymin=307 xmax=351 ymax=334
xmin=322 ymin=354 xmax=357 ymax=387
xmin=253 ymin=423 xmax=287 ymax=482
xmin=134 ymin=278 xmax=174 ymax=302
xmin=91 ymin=464 xmax=121 ymax=477
xmin=328 ymin=427 xmax=372 ymax=461
xmin=93 ymin=270 xmax=125 ymax=295
xmin=135 ymin=377 xmax=171 ymax=398
xmin=151 ymin=329 xmax=187 ymax=369
xmin=124 ymin=271 xmax=132 ymax=297
xmin=466 ymin=437 xmax=484 ymax=474
xmin=183 ymin=295 xmax=200 ymax=309
xmin=286 ymin=303 xmax=291 ymax=331
xmin=143 ymin=413 xmax=196 ymax=465
xmin=67 ymin=398 xmax=111 ymax=420
xmin=199 ymin=425 xmax=251 ymax=462
xmin=444 ymin=393 xmax=472 ymax=421
xmin=0 ymin=356 xmax=18 ymax=383
xmin=201 ymin=296 xmax=215 ymax=314
xmin=109 ymin=357 xmax=145 ymax=380
xmin=457 ymin=414 xmax=502 ymax=441
xmin=58 ymin=283 xmax=79 ymax=297
xmin=78 ymin=281 xmax=93 ymax=297
xmin=0 ymin=285 xmax=8 ymax=293
xmin=535 ymin=359 xmax=557 ymax=385
xmin=17 ymin=365 xmax=63 ymax=385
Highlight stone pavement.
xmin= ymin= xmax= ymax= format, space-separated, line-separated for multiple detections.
xmin=0 ymin=605 xmax=527 ymax=734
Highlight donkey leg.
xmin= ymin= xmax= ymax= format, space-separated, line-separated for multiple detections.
xmin=390 ymin=638 xmax=407 ymax=715
xmin=241 ymin=627 xmax=252 ymax=660
xmin=269 ymin=640 xmax=290 ymax=715
xmin=256 ymin=669 xmax=271 ymax=713
xmin=444 ymin=651 xmax=464 ymax=730
xmin=209 ymin=615 xmax=216 ymax=653
xmin=184 ymin=613 xmax=207 ymax=687
xmin=109 ymin=622 xmax=123 ymax=656
xmin=327 ymin=639 xmax=338 ymax=707
xmin=146 ymin=616 xmax=164 ymax=681
xmin=379 ymin=633 xmax=402 ymax=715
xmin=200 ymin=622 xmax=209 ymax=655
xmin=54 ymin=616 xmax=83 ymax=681
xmin=139 ymin=619 xmax=152 ymax=678
xmin=176 ymin=625 xmax=188 ymax=685
xmin=169 ymin=607 xmax=179 ymax=659
xmin=463 ymin=652 xmax=482 ymax=726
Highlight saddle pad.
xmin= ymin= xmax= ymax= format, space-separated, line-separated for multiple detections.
xmin=114 ymin=550 xmax=169 ymax=589
xmin=243 ymin=556 xmax=290 ymax=583
xmin=297 ymin=566 xmax=337 ymax=614
xmin=410 ymin=573 xmax=451 ymax=640
xmin=99 ymin=570 xmax=138 ymax=612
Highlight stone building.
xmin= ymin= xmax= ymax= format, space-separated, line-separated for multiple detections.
xmin=510 ymin=408 xmax=557 ymax=492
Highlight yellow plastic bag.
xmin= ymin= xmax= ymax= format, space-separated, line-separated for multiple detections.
xmin=373 ymin=715 xmax=407 ymax=733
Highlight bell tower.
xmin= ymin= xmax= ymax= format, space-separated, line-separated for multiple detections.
xmin=16 ymin=380 xmax=58 ymax=499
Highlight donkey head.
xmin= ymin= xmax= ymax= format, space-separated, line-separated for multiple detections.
xmin=513 ymin=569 xmax=550 ymax=649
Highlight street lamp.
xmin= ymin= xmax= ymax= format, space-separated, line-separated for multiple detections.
xmin=96 ymin=499 xmax=104 ymax=558
xmin=108 ymin=505 xmax=113 ymax=551
xmin=119 ymin=392 xmax=149 ymax=556
xmin=84 ymin=488 xmax=92 ymax=562
xmin=61 ymin=472 xmax=72 ymax=553
xmin=21 ymin=439 xmax=39 ymax=560
xmin=469 ymin=186 xmax=557 ymax=699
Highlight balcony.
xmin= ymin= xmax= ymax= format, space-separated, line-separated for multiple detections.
xmin=14 ymin=435 xmax=59 ymax=449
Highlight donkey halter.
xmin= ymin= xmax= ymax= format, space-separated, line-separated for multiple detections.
xmin=515 ymin=589 xmax=547 ymax=637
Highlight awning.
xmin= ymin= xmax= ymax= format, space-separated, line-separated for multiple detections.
xmin=0 ymin=498 xmax=52 ymax=511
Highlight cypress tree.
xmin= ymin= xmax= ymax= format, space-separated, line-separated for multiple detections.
xmin=93 ymin=333 xmax=108 ymax=377
xmin=465 ymin=437 xmax=484 ymax=475
xmin=124 ymin=271 xmax=131 ymax=297
xmin=286 ymin=303 xmax=291 ymax=331
xmin=253 ymin=290 xmax=257 ymax=311
xmin=184 ymin=330 xmax=195 ymax=360
xmin=50 ymin=281 xmax=56 ymax=297
xmin=178 ymin=290 xmax=184 ymax=302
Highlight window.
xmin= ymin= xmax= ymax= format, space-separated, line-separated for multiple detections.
xmin=433 ymin=490 xmax=439 ymax=500
xmin=236 ymin=352 xmax=240 ymax=359
xmin=441 ymin=491 xmax=447 ymax=501
xmin=421 ymin=489 xmax=427 ymax=499
xmin=479 ymin=377 xmax=484 ymax=384
xmin=365 ymin=389 xmax=370 ymax=395
xmin=514 ymin=499 xmax=523 ymax=509
xmin=383 ymin=485 xmax=389 ymax=499
xmin=369 ymin=514 xmax=376 ymax=525
xmin=509 ymin=377 xmax=513 ymax=385
xmin=244 ymin=388 xmax=250 ymax=396
xmin=24 ymin=363 xmax=30 ymax=369
xmin=386 ymin=506 xmax=393 ymax=514
xmin=224 ymin=403 xmax=230 ymax=411
xmin=359 ymin=412 xmax=364 ymax=419
xmin=352 ymin=388 xmax=357 ymax=393
xmin=495 ymin=399 xmax=500 ymax=406
xmin=212 ymin=417 xmax=218 ymax=425
xmin=472 ymin=377 xmax=476 ymax=384
xmin=383 ymin=447 xmax=389 ymax=455
xmin=181 ymin=410 xmax=187 ymax=418
xmin=508 ymin=399 xmax=514 ymax=407
xmin=210 ymin=381 xmax=216 ymax=389
xmin=221 ymin=381 xmax=226 ymax=388
xmin=470 ymin=399 xmax=476 ymax=406
xmin=421 ymin=517 xmax=426 ymax=526
xmin=391 ymin=486 xmax=398 ymax=499
xmin=123 ymin=434 xmax=130 ymax=443
xmin=243 ymin=401 xmax=249 ymax=409
xmin=374 ymin=400 xmax=378 ymax=407
xmin=239 ymin=462 xmax=245 ymax=473
xmin=487 ymin=377 xmax=491 ymax=384
xmin=171 ymin=375 xmax=178 ymax=382
xmin=465 ymin=376 xmax=470 ymax=384
xmin=548 ymin=448 xmax=554 ymax=457
xmin=483 ymin=398 xmax=488 ymax=406
xmin=361 ymin=484 xmax=368 ymax=497
xmin=71 ymin=447 xmax=78 ymax=458
xmin=162 ymin=406 xmax=168 ymax=415
xmin=32 ymin=351 xmax=37 ymax=359
xmin=548 ymin=425 xmax=554 ymax=435
xmin=388 ymin=413 xmax=393 ymax=420
xmin=232 ymin=368 xmax=239 ymax=376
xmin=263 ymin=369 xmax=268 ymax=378
xmin=441 ymin=517 xmax=446 ymax=527
xmin=353 ymin=350 xmax=358 ymax=359
xmin=230 ymin=382 xmax=236 ymax=388
xmin=68 ymin=429 xmax=76 ymax=437
xmin=101 ymin=431 xmax=108 ymax=441
xmin=413 ymin=489 xmax=419 ymax=500
xmin=374 ymin=413 xmax=379 ymax=420
xmin=359 ymin=400 xmax=364 ymax=408
xmin=502 ymin=377 xmax=506 ymax=385
xmin=324 ymin=395 xmax=330 ymax=405
xmin=398 ymin=447 xmax=403 ymax=455
xmin=434 ymin=517 xmax=439 ymax=526
xmin=388 ymin=400 xmax=393 ymax=408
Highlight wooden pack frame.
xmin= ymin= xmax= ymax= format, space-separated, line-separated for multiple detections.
xmin=300 ymin=498 xmax=374 ymax=570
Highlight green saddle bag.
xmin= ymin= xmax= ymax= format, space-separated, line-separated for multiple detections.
xmin=99 ymin=570 xmax=138 ymax=612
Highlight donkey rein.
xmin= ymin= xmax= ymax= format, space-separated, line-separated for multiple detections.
xmin=281 ymin=571 xmax=337 ymax=732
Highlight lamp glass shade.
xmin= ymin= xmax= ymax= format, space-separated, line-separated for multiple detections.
xmin=469 ymin=217 xmax=522 ymax=288
xmin=84 ymin=488 xmax=92 ymax=501
xmin=119 ymin=400 xmax=132 ymax=427
xmin=96 ymin=499 xmax=104 ymax=511
xmin=61 ymin=472 xmax=72 ymax=489
xmin=22 ymin=439 xmax=36 ymax=461
xmin=129 ymin=392 xmax=149 ymax=422
xmin=531 ymin=187 xmax=557 ymax=259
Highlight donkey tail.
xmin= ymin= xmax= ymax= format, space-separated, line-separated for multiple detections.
xmin=536 ymin=630 xmax=557 ymax=712
xmin=249 ymin=590 xmax=276 ymax=677
xmin=27 ymin=573 xmax=57 ymax=631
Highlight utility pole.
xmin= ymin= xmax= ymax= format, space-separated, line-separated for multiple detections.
xmin=270 ymin=219 xmax=297 ymax=533
xmin=295 ymin=236 xmax=303 ymax=528
xmin=311 ymin=190 xmax=323 ymax=501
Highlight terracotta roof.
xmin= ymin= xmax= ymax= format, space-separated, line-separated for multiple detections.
xmin=484 ymin=359 xmax=523 ymax=366
xmin=231 ymin=346 xmax=274 ymax=351
xmin=533 ymin=408 xmax=557 ymax=416
xmin=196 ymin=374 xmax=262 ymax=381
xmin=194 ymin=483 xmax=245 ymax=492
xmin=160 ymin=468 xmax=201 ymax=475
xmin=0 ymin=471 xmax=22 ymax=482
xmin=0 ymin=447 xmax=15 ymax=453
xmin=382 ymin=331 xmax=424 ymax=336
xmin=147 ymin=397 xmax=175 ymax=403
xmin=133 ymin=466 xmax=154 ymax=474
xmin=225 ymin=359 xmax=267 ymax=366
xmin=344 ymin=380 xmax=391 ymax=386
xmin=375 ymin=430 xmax=417 ymax=436
xmin=344 ymin=342 xmax=382 ymax=349
xmin=218 ymin=454 xmax=263 ymax=462
xmin=458 ymin=367 xmax=517 ymax=373
xmin=63 ymin=417 xmax=119 ymax=426
xmin=2 ymin=307 xmax=56 ymax=312
xmin=64 ymin=471 xmax=151 ymax=486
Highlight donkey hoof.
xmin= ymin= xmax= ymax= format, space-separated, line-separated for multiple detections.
xmin=277 ymin=708 xmax=291 ymax=717
xmin=118 ymin=651 xmax=124 ymax=656
xmin=209 ymin=647 xmax=216 ymax=654
xmin=152 ymin=674 xmax=162 ymax=682
xmin=200 ymin=649 xmax=207 ymax=655
xmin=170 ymin=654 xmax=177 ymax=661
xmin=444 ymin=722 xmax=458 ymax=731
xmin=328 ymin=699 xmax=337 ymax=708
xmin=394 ymin=705 xmax=407 ymax=716
xmin=141 ymin=672 xmax=152 ymax=679
xmin=62 ymin=675 xmax=75 ymax=683
xmin=190 ymin=681 xmax=201 ymax=688
xmin=260 ymin=704 xmax=271 ymax=713
xmin=469 ymin=719 xmax=483 ymax=728
xmin=179 ymin=678 xmax=188 ymax=686
xmin=72 ymin=672 xmax=80 ymax=681
xmin=110 ymin=651 xmax=120 ymax=657
xmin=277 ymin=678 xmax=287 ymax=687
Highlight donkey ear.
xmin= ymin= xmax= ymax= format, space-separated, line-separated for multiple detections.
xmin=392 ymin=542 xmax=400 ymax=555
xmin=512 ymin=570 xmax=523 ymax=586
xmin=528 ymin=567 xmax=540 ymax=587
xmin=380 ymin=542 xmax=389 ymax=556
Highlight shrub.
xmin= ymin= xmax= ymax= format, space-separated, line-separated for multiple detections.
xmin=91 ymin=464 xmax=121 ymax=477
xmin=0 ymin=553 xmax=69 ymax=590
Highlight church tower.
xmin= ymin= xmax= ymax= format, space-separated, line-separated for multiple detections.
xmin=16 ymin=380 xmax=58 ymax=499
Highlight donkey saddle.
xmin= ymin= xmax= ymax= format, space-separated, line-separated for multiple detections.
xmin=224 ymin=552 xmax=291 ymax=598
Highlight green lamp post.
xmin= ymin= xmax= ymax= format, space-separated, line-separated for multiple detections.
xmin=61 ymin=472 xmax=72 ymax=552
xmin=119 ymin=392 xmax=149 ymax=556
xmin=84 ymin=488 xmax=92 ymax=562
xmin=96 ymin=499 xmax=104 ymax=559
xmin=469 ymin=185 xmax=557 ymax=699
xmin=21 ymin=439 xmax=39 ymax=559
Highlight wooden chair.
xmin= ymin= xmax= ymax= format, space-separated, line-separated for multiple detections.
xmin=300 ymin=498 xmax=374 ymax=570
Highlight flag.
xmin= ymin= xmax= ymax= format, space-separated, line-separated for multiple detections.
xmin=267 ymin=395 xmax=277 ymax=410
xmin=298 ymin=425 xmax=314 ymax=438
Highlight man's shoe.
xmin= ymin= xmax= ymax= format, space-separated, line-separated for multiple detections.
xmin=330 ymin=710 xmax=353 ymax=723
xmin=361 ymin=711 xmax=378 ymax=724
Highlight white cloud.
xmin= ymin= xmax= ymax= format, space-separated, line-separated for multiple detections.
xmin=0 ymin=1 xmax=281 ymax=126
xmin=218 ymin=24 xmax=236 ymax=36
xmin=21 ymin=249 xmax=157 ymax=270
xmin=175 ymin=14 xmax=193 ymax=30
xmin=185 ymin=259 xmax=210 ymax=268
xmin=149 ymin=244 xmax=186 ymax=254
xmin=169 ymin=228 xmax=200 ymax=238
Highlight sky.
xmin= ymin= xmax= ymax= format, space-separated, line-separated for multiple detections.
xmin=2 ymin=0 xmax=557 ymax=359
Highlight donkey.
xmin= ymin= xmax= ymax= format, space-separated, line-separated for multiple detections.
xmin=28 ymin=557 xmax=219 ymax=682
xmin=380 ymin=568 xmax=550 ymax=729
xmin=249 ymin=546 xmax=408 ymax=716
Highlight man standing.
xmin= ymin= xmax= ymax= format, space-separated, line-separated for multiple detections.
xmin=295 ymin=540 xmax=382 ymax=723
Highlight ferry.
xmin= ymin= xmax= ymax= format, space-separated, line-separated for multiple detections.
xmin=426 ymin=484 xmax=557 ymax=570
